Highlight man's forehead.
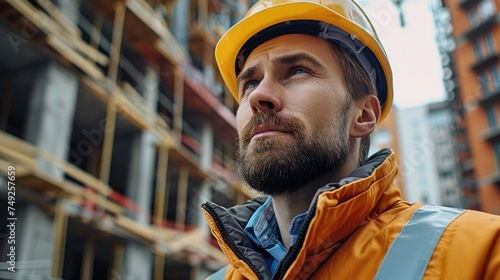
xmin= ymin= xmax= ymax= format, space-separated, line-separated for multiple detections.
xmin=242 ymin=34 xmax=333 ymax=68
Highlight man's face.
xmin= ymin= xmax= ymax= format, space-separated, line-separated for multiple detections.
xmin=235 ymin=34 xmax=354 ymax=195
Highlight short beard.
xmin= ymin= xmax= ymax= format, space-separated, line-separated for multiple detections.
xmin=236 ymin=104 xmax=350 ymax=196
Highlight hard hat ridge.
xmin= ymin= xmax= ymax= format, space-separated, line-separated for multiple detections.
xmin=317 ymin=22 xmax=386 ymax=107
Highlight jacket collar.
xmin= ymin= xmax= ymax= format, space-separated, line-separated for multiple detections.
xmin=203 ymin=148 xmax=401 ymax=279
xmin=283 ymin=148 xmax=401 ymax=279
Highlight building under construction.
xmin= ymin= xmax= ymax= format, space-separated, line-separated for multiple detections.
xmin=0 ymin=0 xmax=257 ymax=279
xmin=434 ymin=0 xmax=500 ymax=213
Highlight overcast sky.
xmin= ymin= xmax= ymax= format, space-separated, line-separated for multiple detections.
xmin=358 ymin=0 xmax=447 ymax=109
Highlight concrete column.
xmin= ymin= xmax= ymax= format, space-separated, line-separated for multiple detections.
xmin=196 ymin=123 xmax=213 ymax=228
xmin=6 ymin=2 xmax=80 ymax=279
xmin=142 ymin=66 xmax=160 ymax=110
xmin=58 ymin=0 xmax=81 ymax=24
xmin=122 ymin=242 xmax=153 ymax=280
xmin=17 ymin=204 xmax=55 ymax=278
xmin=24 ymin=61 xmax=78 ymax=179
xmin=172 ymin=0 xmax=189 ymax=49
xmin=196 ymin=181 xmax=212 ymax=228
xmin=16 ymin=61 xmax=77 ymax=279
xmin=203 ymin=50 xmax=216 ymax=89
xmin=125 ymin=132 xmax=157 ymax=225
xmin=125 ymin=66 xmax=159 ymax=225
xmin=200 ymin=122 xmax=213 ymax=170
xmin=123 ymin=66 xmax=158 ymax=278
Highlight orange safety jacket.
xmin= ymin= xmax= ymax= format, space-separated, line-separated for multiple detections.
xmin=202 ymin=149 xmax=500 ymax=279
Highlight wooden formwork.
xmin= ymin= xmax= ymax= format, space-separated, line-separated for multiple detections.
xmin=0 ymin=0 xmax=250 ymax=276
xmin=89 ymin=0 xmax=186 ymax=64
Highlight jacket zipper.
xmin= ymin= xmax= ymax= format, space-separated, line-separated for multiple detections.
xmin=202 ymin=203 xmax=263 ymax=280
xmin=273 ymin=197 xmax=319 ymax=280
xmin=274 ymin=183 xmax=339 ymax=279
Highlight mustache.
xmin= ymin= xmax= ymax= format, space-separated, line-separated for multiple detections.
xmin=239 ymin=112 xmax=304 ymax=143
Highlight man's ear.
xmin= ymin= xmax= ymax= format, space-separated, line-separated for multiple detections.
xmin=350 ymin=95 xmax=381 ymax=137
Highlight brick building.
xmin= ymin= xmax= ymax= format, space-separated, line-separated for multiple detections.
xmin=437 ymin=0 xmax=500 ymax=213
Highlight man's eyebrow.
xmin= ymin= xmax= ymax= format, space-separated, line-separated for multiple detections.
xmin=237 ymin=52 xmax=324 ymax=87
xmin=237 ymin=65 xmax=257 ymax=87
xmin=273 ymin=52 xmax=324 ymax=68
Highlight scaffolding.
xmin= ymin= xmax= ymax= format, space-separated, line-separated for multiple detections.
xmin=0 ymin=0 xmax=254 ymax=279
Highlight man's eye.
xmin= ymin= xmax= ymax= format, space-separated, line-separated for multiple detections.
xmin=293 ymin=68 xmax=306 ymax=75
xmin=245 ymin=81 xmax=258 ymax=90
xmin=292 ymin=68 xmax=307 ymax=76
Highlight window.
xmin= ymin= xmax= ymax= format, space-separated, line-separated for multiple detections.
xmin=495 ymin=142 xmax=500 ymax=169
xmin=479 ymin=66 xmax=500 ymax=95
xmin=478 ymin=0 xmax=496 ymax=20
xmin=493 ymin=67 xmax=500 ymax=87
xmin=472 ymin=35 xmax=496 ymax=61
xmin=486 ymin=105 xmax=497 ymax=127
xmin=485 ymin=33 xmax=496 ymax=54
xmin=480 ymin=72 xmax=489 ymax=94
xmin=473 ymin=40 xmax=483 ymax=59
xmin=468 ymin=0 xmax=496 ymax=28
xmin=468 ymin=9 xmax=478 ymax=27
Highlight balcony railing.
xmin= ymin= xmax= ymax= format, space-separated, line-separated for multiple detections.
xmin=481 ymin=125 xmax=500 ymax=142
xmin=478 ymin=87 xmax=500 ymax=106
xmin=464 ymin=14 xmax=498 ymax=40
xmin=471 ymin=53 xmax=500 ymax=72
xmin=459 ymin=0 xmax=480 ymax=9
xmin=485 ymin=170 xmax=500 ymax=186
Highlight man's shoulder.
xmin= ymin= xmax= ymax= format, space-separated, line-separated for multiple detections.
xmin=417 ymin=204 xmax=500 ymax=228
xmin=400 ymin=204 xmax=500 ymax=244
xmin=422 ymin=204 xmax=500 ymax=246
xmin=452 ymin=207 xmax=500 ymax=230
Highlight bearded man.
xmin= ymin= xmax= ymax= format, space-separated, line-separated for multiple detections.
xmin=202 ymin=1 xmax=500 ymax=279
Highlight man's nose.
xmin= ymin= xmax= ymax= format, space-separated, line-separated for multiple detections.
xmin=248 ymin=79 xmax=283 ymax=114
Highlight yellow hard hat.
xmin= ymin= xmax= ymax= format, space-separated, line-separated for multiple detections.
xmin=215 ymin=0 xmax=393 ymax=124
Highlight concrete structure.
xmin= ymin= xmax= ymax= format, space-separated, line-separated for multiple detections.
xmin=395 ymin=102 xmax=463 ymax=208
xmin=431 ymin=0 xmax=479 ymax=210
xmin=440 ymin=0 xmax=500 ymax=213
xmin=428 ymin=101 xmax=464 ymax=207
xmin=0 ymin=0 xmax=257 ymax=279
xmin=397 ymin=106 xmax=441 ymax=204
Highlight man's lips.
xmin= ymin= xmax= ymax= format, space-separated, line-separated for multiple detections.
xmin=250 ymin=124 xmax=292 ymax=139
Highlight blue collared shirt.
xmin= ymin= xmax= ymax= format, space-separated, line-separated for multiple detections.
xmin=244 ymin=196 xmax=308 ymax=275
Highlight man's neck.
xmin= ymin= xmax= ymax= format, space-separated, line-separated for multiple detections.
xmin=272 ymin=186 xmax=318 ymax=249
xmin=271 ymin=161 xmax=358 ymax=249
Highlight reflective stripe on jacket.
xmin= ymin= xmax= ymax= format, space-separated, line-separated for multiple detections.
xmin=202 ymin=149 xmax=500 ymax=279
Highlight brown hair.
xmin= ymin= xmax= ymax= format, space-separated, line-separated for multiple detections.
xmin=329 ymin=43 xmax=376 ymax=165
